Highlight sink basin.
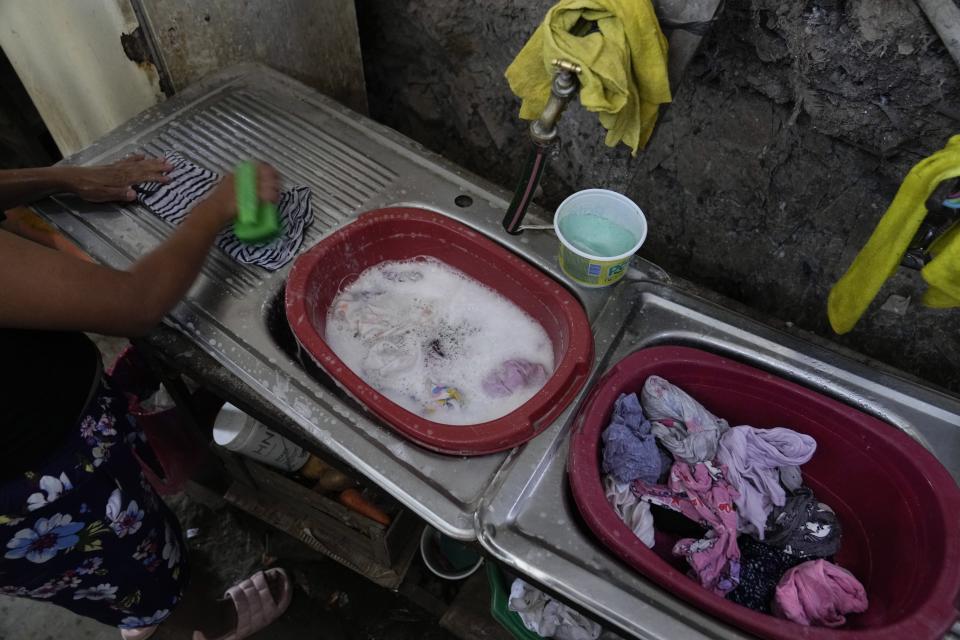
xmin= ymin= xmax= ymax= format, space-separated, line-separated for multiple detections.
xmin=285 ymin=207 xmax=594 ymax=455
xmin=28 ymin=64 xmax=617 ymax=540
xmin=569 ymin=346 xmax=960 ymax=640
xmin=478 ymin=278 xmax=960 ymax=640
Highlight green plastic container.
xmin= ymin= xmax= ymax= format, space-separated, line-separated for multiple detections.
xmin=486 ymin=562 xmax=542 ymax=640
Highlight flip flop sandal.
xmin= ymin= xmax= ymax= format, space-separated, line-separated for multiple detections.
xmin=120 ymin=626 xmax=157 ymax=640
xmin=193 ymin=568 xmax=293 ymax=640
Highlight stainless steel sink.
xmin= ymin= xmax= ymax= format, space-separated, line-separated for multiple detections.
xmin=477 ymin=270 xmax=960 ymax=640
xmin=32 ymin=63 xmax=960 ymax=639
xmin=31 ymin=63 xmax=615 ymax=541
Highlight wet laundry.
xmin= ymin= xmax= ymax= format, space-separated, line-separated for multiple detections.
xmin=136 ymin=150 xmax=313 ymax=271
xmin=773 ymin=559 xmax=868 ymax=627
xmin=601 ymin=393 xmax=669 ymax=484
xmin=424 ymin=384 xmax=464 ymax=414
xmin=726 ymin=537 xmax=804 ymax=614
xmin=633 ymin=461 xmax=741 ymax=595
xmin=325 ymin=258 xmax=555 ymax=425
xmin=604 ymin=476 xmax=655 ymax=548
xmin=482 ymin=359 xmax=548 ymax=398
xmin=641 ymin=376 xmax=729 ymax=463
xmin=765 ymin=487 xmax=842 ymax=559
xmin=599 ymin=374 xmax=864 ymax=624
xmin=716 ymin=426 xmax=817 ymax=539
xmin=509 ymin=578 xmax=602 ymax=640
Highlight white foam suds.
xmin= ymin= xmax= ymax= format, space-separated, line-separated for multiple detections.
xmin=325 ymin=257 xmax=554 ymax=425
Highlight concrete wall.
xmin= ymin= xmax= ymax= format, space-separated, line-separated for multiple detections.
xmin=136 ymin=0 xmax=368 ymax=113
xmin=357 ymin=0 xmax=960 ymax=391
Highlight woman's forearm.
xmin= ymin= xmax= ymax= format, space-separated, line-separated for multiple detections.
xmin=120 ymin=200 xmax=230 ymax=334
xmin=0 ymin=164 xmax=277 ymax=337
xmin=0 ymin=167 xmax=73 ymax=210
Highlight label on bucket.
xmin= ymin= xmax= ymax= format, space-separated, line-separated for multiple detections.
xmin=560 ymin=249 xmax=630 ymax=287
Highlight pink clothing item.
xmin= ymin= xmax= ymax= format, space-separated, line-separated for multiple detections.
xmin=715 ymin=426 xmax=817 ymax=539
xmin=633 ymin=461 xmax=741 ymax=595
xmin=773 ymin=560 xmax=868 ymax=627
xmin=481 ymin=359 xmax=548 ymax=398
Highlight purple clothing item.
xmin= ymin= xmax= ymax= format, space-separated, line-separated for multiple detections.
xmin=773 ymin=559 xmax=868 ymax=627
xmin=716 ymin=426 xmax=817 ymax=539
xmin=633 ymin=461 xmax=741 ymax=595
xmin=642 ymin=376 xmax=729 ymax=463
xmin=481 ymin=360 xmax=548 ymax=398
xmin=601 ymin=393 xmax=665 ymax=484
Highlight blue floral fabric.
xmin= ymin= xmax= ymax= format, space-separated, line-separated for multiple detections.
xmin=0 ymin=375 xmax=189 ymax=629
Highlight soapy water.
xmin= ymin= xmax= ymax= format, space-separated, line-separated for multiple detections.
xmin=558 ymin=212 xmax=638 ymax=257
xmin=324 ymin=258 xmax=555 ymax=425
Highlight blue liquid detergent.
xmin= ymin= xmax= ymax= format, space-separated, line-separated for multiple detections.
xmin=558 ymin=212 xmax=637 ymax=257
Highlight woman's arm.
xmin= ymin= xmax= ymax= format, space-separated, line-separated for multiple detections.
xmin=0 ymin=164 xmax=279 ymax=337
xmin=0 ymin=155 xmax=171 ymax=210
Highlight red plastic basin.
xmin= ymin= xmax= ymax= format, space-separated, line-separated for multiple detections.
xmin=568 ymin=346 xmax=960 ymax=640
xmin=286 ymin=207 xmax=593 ymax=455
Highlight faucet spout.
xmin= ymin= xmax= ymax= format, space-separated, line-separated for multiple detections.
xmin=502 ymin=61 xmax=581 ymax=235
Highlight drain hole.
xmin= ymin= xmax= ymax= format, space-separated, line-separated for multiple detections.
xmin=454 ymin=195 xmax=473 ymax=208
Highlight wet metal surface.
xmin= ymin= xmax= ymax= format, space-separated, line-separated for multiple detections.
xmin=31 ymin=64 xmax=960 ymax=639
xmin=31 ymin=64 xmax=612 ymax=541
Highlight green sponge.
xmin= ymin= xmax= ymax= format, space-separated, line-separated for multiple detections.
xmin=233 ymin=161 xmax=280 ymax=244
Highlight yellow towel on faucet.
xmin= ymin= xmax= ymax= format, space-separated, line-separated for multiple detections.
xmin=922 ymin=220 xmax=960 ymax=307
xmin=505 ymin=0 xmax=671 ymax=155
xmin=827 ymin=135 xmax=960 ymax=333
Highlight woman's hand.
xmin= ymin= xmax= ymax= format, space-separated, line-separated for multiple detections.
xmin=195 ymin=162 xmax=281 ymax=227
xmin=64 ymin=154 xmax=172 ymax=203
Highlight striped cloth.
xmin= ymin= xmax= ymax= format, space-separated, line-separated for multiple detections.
xmin=136 ymin=151 xmax=313 ymax=271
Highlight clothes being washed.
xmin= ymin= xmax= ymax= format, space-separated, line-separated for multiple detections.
xmin=325 ymin=258 xmax=555 ymax=425
xmin=764 ymin=487 xmax=842 ymax=559
xmin=604 ymin=476 xmax=654 ymax=548
xmin=633 ymin=461 xmax=741 ymax=595
xmin=481 ymin=359 xmax=548 ymax=398
xmin=716 ymin=426 xmax=817 ymax=539
xmin=598 ymin=374 xmax=865 ymax=628
xmin=642 ymin=376 xmax=730 ymax=464
xmin=726 ymin=537 xmax=804 ymax=613
xmin=601 ymin=393 xmax=670 ymax=484
xmin=136 ymin=150 xmax=313 ymax=271
xmin=773 ymin=559 xmax=868 ymax=627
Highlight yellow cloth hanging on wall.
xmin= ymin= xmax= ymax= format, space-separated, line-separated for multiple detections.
xmin=505 ymin=0 xmax=671 ymax=155
xmin=827 ymin=135 xmax=960 ymax=333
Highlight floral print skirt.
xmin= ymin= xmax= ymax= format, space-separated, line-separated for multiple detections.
xmin=0 ymin=374 xmax=189 ymax=629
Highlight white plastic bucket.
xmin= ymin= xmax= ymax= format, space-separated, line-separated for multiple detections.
xmin=212 ymin=403 xmax=309 ymax=472
xmin=554 ymin=189 xmax=647 ymax=287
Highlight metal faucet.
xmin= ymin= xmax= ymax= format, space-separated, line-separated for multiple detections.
xmin=502 ymin=59 xmax=581 ymax=234
xmin=901 ymin=179 xmax=960 ymax=270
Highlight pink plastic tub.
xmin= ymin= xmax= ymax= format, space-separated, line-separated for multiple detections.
xmin=286 ymin=207 xmax=593 ymax=455
xmin=568 ymin=346 xmax=960 ymax=640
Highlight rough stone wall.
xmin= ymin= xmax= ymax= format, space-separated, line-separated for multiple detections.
xmin=357 ymin=0 xmax=960 ymax=391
